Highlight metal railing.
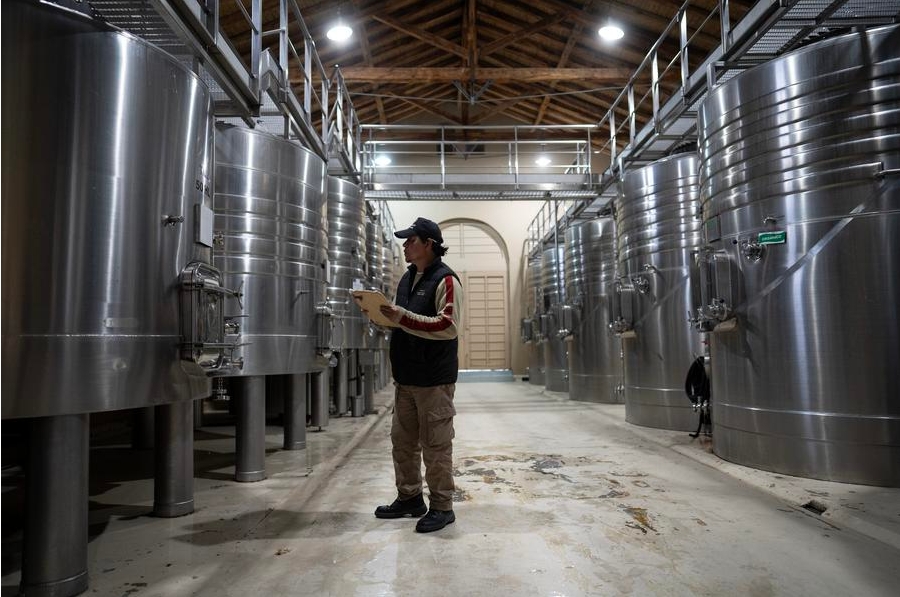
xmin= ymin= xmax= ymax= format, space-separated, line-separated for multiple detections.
xmin=328 ymin=67 xmax=363 ymax=176
xmin=256 ymin=0 xmax=329 ymax=155
xmin=89 ymin=0 xmax=363 ymax=170
xmin=524 ymin=0 xmax=900 ymax=255
xmin=598 ymin=0 xmax=723 ymax=167
xmin=361 ymin=124 xmax=599 ymax=198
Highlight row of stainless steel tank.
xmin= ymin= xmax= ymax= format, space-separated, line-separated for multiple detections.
xmin=326 ymin=178 xmax=400 ymax=419
xmin=0 ymin=2 xmax=395 ymax=594
xmin=523 ymin=24 xmax=899 ymax=488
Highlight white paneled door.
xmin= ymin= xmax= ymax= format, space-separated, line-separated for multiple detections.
xmin=442 ymin=221 xmax=509 ymax=370
xmin=460 ymin=271 xmax=508 ymax=369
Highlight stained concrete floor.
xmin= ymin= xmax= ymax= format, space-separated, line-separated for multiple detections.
xmin=3 ymin=380 xmax=900 ymax=596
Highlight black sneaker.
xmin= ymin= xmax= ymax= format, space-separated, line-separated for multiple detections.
xmin=374 ymin=493 xmax=427 ymax=519
xmin=415 ymin=509 xmax=456 ymax=533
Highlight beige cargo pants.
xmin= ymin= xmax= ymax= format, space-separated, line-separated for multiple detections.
xmin=391 ymin=383 xmax=457 ymax=511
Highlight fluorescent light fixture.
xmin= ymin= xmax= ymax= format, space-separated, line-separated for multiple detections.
xmin=535 ymin=155 xmax=552 ymax=166
xmin=599 ymin=24 xmax=624 ymax=41
xmin=373 ymin=155 xmax=391 ymax=167
xmin=327 ymin=23 xmax=353 ymax=42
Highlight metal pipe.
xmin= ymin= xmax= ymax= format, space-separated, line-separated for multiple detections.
xmin=153 ymin=401 xmax=195 ymax=517
xmin=283 ymin=373 xmax=307 ymax=450
xmin=309 ymin=370 xmax=329 ymax=429
xmin=234 ymin=376 xmax=266 ymax=482
xmin=21 ymin=414 xmax=89 ymax=597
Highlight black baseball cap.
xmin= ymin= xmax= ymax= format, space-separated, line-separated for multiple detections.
xmin=394 ymin=217 xmax=443 ymax=244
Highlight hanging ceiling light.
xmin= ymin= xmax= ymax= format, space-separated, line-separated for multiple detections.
xmin=327 ymin=8 xmax=353 ymax=42
xmin=535 ymin=144 xmax=551 ymax=166
xmin=598 ymin=22 xmax=624 ymax=41
xmin=327 ymin=21 xmax=353 ymax=42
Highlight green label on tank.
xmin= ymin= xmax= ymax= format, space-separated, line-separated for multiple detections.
xmin=757 ymin=231 xmax=786 ymax=245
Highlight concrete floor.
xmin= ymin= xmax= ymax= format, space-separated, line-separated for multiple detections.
xmin=3 ymin=380 xmax=900 ymax=596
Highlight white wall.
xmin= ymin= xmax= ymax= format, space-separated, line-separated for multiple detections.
xmin=385 ymin=200 xmax=545 ymax=376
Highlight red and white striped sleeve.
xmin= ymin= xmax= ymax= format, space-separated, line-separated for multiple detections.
xmin=395 ymin=275 xmax=463 ymax=340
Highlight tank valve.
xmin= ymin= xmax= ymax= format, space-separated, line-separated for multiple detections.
xmin=702 ymin=298 xmax=731 ymax=321
xmin=163 ymin=214 xmax=185 ymax=227
xmin=740 ymin=239 xmax=764 ymax=263
xmin=689 ymin=297 xmax=734 ymax=332
xmin=631 ymin=275 xmax=651 ymax=294
xmin=224 ymin=314 xmax=246 ymax=336
xmin=608 ymin=317 xmax=633 ymax=336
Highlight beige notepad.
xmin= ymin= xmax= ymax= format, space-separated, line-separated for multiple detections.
xmin=350 ymin=290 xmax=400 ymax=328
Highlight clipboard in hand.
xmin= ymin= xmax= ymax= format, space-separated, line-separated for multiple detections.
xmin=350 ymin=290 xmax=400 ymax=328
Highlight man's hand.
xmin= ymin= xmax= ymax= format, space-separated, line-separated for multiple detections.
xmin=380 ymin=304 xmax=403 ymax=324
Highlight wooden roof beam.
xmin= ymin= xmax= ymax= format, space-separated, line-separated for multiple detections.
xmin=534 ymin=11 xmax=583 ymax=126
xmin=371 ymin=14 xmax=467 ymax=59
xmin=339 ymin=67 xmax=631 ymax=83
xmin=382 ymin=92 xmax=464 ymax=125
xmin=480 ymin=11 xmax=567 ymax=58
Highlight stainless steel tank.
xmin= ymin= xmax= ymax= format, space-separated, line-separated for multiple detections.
xmin=541 ymin=244 xmax=568 ymax=392
xmin=696 ymin=25 xmax=900 ymax=486
xmin=616 ymin=154 xmax=703 ymax=430
xmin=381 ymin=237 xmax=398 ymax=299
xmin=366 ymin=218 xmax=385 ymax=292
xmin=366 ymin=218 xmax=388 ymax=350
xmin=213 ymin=124 xmax=328 ymax=376
xmin=564 ymin=219 xmax=622 ymax=403
xmin=326 ymin=176 xmax=368 ymax=350
xmin=2 ymin=0 xmax=220 ymax=418
xmin=524 ymin=255 xmax=545 ymax=386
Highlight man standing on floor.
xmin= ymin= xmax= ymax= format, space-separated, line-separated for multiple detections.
xmin=373 ymin=217 xmax=463 ymax=533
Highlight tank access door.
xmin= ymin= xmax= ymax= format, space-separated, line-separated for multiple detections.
xmin=179 ymin=262 xmax=244 ymax=376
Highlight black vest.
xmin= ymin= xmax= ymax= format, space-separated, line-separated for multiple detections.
xmin=390 ymin=259 xmax=460 ymax=386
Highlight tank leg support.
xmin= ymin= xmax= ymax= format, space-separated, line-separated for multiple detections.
xmin=153 ymin=400 xmax=195 ymax=517
xmin=283 ymin=374 xmax=307 ymax=450
xmin=235 ymin=376 xmax=267 ymax=482
xmin=350 ymin=351 xmax=363 ymax=416
xmin=334 ymin=353 xmax=349 ymax=416
xmin=193 ymin=398 xmax=205 ymax=430
xmin=309 ymin=370 xmax=329 ymax=429
xmin=21 ymin=414 xmax=89 ymax=597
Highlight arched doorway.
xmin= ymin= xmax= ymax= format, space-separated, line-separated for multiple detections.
xmin=440 ymin=220 xmax=509 ymax=371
